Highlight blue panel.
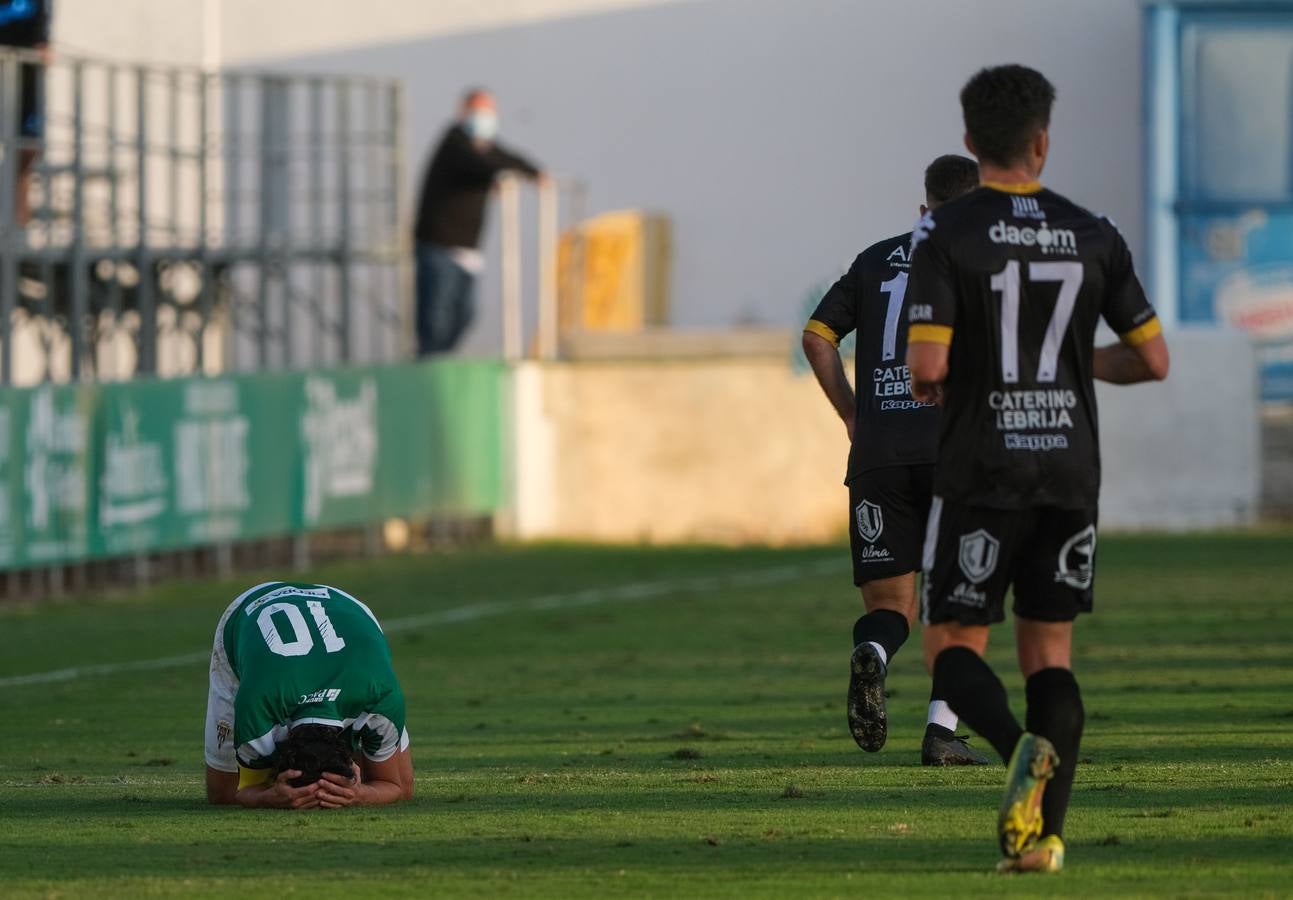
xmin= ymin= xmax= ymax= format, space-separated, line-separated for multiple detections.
xmin=1174 ymin=4 xmax=1293 ymax=400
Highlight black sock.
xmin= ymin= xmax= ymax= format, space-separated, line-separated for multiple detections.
xmin=932 ymin=646 xmax=1023 ymax=762
xmin=1025 ymin=667 xmax=1084 ymax=840
xmin=851 ymin=609 xmax=910 ymax=663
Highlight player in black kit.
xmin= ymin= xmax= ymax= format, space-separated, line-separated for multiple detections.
xmin=803 ymin=155 xmax=989 ymax=767
xmin=906 ymin=65 xmax=1170 ymax=873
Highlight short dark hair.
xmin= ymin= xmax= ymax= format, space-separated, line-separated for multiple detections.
xmin=960 ymin=65 xmax=1056 ymax=168
xmin=924 ymin=154 xmax=980 ymax=207
xmin=274 ymin=724 xmax=354 ymax=787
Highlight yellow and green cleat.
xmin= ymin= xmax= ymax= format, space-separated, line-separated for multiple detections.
xmin=997 ymin=732 xmax=1059 ymax=859
xmin=997 ymin=835 xmax=1065 ymax=873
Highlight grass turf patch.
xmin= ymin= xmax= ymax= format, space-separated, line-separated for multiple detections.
xmin=0 ymin=535 xmax=1289 ymax=897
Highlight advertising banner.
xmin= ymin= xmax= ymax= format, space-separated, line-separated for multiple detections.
xmin=0 ymin=360 xmax=507 ymax=570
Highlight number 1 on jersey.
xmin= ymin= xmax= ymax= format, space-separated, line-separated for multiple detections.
xmin=879 ymin=273 xmax=909 ymax=362
xmin=990 ymin=260 xmax=1083 ymax=383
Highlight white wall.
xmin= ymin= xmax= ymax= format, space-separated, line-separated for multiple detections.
xmin=200 ymin=0 xmax=1147 ymax=355
xmin=1097 ymin=329 xmax=1262 ymax=529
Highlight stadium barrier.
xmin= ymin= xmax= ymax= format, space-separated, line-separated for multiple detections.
xmin=0 ymin=359 xmax=506 ymax=570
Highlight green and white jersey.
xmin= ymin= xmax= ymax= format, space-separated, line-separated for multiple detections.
xmin=221 ymin=582 xmax=406 ymax=770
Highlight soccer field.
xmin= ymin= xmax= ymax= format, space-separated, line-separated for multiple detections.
xmin=0 ymin=535 xmax=1289 ymax=898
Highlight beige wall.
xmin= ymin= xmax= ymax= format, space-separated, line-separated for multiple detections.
xmin=508 ymin=329 xmax=1263 ymax=545
xmin=511 ymin=354 xmax=850 ymax=545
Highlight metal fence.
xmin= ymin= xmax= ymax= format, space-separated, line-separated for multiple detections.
xmin=0 ymin=48 xmax=406 ymax=385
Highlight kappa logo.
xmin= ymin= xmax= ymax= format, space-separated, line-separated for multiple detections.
xmin=216 ymin=719 xmax=232 ymax=749
xmin=1011 ymin=195 xmax=1046 ymax=221
xmin=855 ymin=500 xmax=884 ymax=544
xmin=958 ymin=529 xmax=1000 ymax=584
xmin=1055 ymin=525 xmax=1097 ymax=590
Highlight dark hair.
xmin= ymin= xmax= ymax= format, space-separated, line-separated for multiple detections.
xmin=960 ymin=65 xmax=1056 ymax=168
xmin=275 ymin=724 xmax=354 ymax=788
xmin=924 ymin=154 xmax=980 ymax=207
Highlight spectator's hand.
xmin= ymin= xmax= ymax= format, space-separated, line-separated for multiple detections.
xmin=534 ymin=171 xmax=554 ymax=187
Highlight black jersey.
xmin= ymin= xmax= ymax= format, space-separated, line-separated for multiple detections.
xmin=906 ymin=183 xmax=1160 ymax=509
xmin=807 ymin=232 xmax=940 ymax=481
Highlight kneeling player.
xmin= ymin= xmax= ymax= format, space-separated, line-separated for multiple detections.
xmin=204 ymin=581 xmax=415 ymax=808
xmin=802 ymin=154 xmax=988 ymax=766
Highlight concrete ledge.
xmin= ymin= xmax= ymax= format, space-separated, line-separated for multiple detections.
xmin=559 ymin=328 xmax=795 ymax=361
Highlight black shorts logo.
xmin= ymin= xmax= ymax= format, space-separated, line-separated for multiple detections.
xmin=855 ymin=500 xmax=884 ymax=544
xmin=958 ymin=529 xmax=1000 ymax=584
xmin=1055 ymin=525 xmax=1096 ymax=589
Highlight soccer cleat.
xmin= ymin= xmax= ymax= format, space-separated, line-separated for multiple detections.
xmin=921 ymin=730 xmax=992 ymax=766
xmin=997 ymin=834 xmax=1065 ymax=873
xmin=997 ymin=732 xmax=1059 ymax=859
xmin=846 ymin=643 xmax=888 ymax=752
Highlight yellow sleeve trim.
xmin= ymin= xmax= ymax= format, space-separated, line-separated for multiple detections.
xmin=803 ymin=319 xmax=841 ymax=348
xmin=1119 ymin=316 xmax=1162 ymax=347
xmin=980 ymin=179 xmax=1043 ymax=195
xmin=909 ymin=324 xmax=953 ymax=346
xmin=238 ymin=765 xmax=272 ymax=790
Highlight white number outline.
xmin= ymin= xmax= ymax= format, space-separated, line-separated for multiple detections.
xmin=990 ymin=261 xmax=1083 ymax=383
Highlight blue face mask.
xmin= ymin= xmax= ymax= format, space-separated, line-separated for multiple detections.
xmin=464 ymin=111 xmax=499 ymax=142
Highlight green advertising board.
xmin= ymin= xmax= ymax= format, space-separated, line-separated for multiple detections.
xmin=0 ymin=359 xmax=508 ymax=570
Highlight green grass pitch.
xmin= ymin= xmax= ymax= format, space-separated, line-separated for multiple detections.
xmin=0 ymin=534 xmax=1289 ymax=897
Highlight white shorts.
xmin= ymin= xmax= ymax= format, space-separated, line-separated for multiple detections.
xmin=203 ymin=592 xmax=246 ymax=773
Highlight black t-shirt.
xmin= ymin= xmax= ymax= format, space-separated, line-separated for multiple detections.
xmin=906 ymin=184 xmax=1160 ymax=509
xmin=413 ymin=124 xmax=540 ymax=249
xmin=807 ymin=231 xmax=941 ymax=482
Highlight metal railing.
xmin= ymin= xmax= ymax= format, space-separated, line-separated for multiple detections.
xmin=0 ymin=48 xmax=406 ymax=385
xmin=497 ymin=172 xmax=585 ymax=362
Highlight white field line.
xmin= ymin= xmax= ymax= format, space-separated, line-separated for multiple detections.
xmin=0 ymin=557 xmax=846 ymax=689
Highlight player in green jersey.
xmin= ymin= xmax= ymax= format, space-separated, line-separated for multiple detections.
xmin=203 ymin=581 xmax=415 ymax=808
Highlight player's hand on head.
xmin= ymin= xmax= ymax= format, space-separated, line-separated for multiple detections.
xmin=315 ymin=768 xmax=361 ymax=809
xmin=270 ymin=769 xmax=321 ymax=810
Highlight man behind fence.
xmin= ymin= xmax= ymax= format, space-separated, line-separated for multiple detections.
xmin=412 ymin=88 xmax=546 ymax=356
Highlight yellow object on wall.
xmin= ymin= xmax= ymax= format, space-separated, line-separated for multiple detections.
xmin=557 ymin=211 xmax=672 ymax=333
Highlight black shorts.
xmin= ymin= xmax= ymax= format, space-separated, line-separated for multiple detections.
xmin=921 ymin=498 xmax=1098 ymax=626
xmin=847 ymin=464 xmax=934 ymax=586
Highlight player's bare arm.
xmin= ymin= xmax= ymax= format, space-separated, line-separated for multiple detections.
xmin=315 ymin=747 xmax=415 ymax=808
xmin=802 ymin=329 xmax=857 ymax=437
xmin=906 ymin=341 xmax=948 ymax=403
xmin=1093 ymin=332 xmax=1170 ymax=384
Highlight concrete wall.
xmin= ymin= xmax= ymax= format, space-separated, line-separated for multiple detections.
xmin=510 ymin=330 xmax=1262 ymax=544
xmin=1096 ymin=328 xmax=1262 ymax=529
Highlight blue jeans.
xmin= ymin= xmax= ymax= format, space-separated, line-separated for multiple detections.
xmin=415 ymin=242 xmax=476 ymax=356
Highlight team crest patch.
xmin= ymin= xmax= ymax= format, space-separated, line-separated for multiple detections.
xmin=855 ymin=500 xmax=883 ymax=544
xmin=1055 ymin=525 xmax=1097 ymax=589
xmin=958 ymin=529 xmax=1000 ymax=585
xmin=216 ymin=719 xmax=232 ymax=749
